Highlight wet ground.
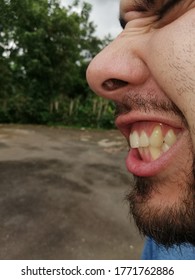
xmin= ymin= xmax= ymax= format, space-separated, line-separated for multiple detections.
xmin=0 ymin=125 xmax=144 ymax=260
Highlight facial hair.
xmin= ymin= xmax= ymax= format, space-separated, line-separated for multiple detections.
xmin=126 ymin=164 xmax=195 ymax=247
xmin=115 ymin=92 xmax=189 ymax=128
xmin=115 ymin=94 xmax=195 ymax=247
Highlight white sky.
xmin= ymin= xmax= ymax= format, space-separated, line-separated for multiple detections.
xmin=61 ymin=0 xmax=122 ymax=39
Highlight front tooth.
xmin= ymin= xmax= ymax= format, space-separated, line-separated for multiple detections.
xmin=149 ymin=125 xmax=163 ymax=148
xmin=164 ymin=129 xmax=177 ymax=146
xmin=140 ymin=131 xmax=149 ymax=147
xmin=130 ymin=131 xmax=139 ymax=148
xmin=149 ymin=146 xmax=162 ymax=161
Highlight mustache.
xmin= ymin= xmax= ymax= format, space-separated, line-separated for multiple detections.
xmin=114 ymin=94 xmax=187 ymax=126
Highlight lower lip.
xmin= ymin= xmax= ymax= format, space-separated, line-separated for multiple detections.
xmin=126 ymin=149 xmax=168 ymax=177
xmin=126 ymin=135 xmax=184 ymax=177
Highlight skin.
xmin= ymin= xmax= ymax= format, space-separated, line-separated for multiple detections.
xmin=86 ymin=0 xmax=195 ymax=246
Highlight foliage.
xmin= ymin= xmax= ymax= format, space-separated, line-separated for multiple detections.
xmin=0 ymin=0 xmax=115 ymax=129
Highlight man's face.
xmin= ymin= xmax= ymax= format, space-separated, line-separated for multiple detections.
xmin=86 ymin=0 xmax=195 ymax=247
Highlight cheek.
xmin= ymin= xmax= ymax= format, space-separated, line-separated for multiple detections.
xmin=147 ymin=17 xmax=195 ymax=139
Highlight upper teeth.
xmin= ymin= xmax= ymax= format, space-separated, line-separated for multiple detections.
xmin=129 ymin=126 xmax=177 ymax=149
xmin=150 ymin=125 xmax=163 ymax=148
xmin=164 ymin=129 xmax=177 ymax=146
xmin=140 ymin=131 xmax=149 ymax=147
xmin=129 ymin=125 xmax=178 ymax=161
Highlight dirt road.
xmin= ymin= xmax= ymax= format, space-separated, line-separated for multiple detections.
xmin=0 ymin=125 xmax=144 ymax=259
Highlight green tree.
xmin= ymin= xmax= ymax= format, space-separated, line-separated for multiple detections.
xmin=0 ymin=0 xmax=114 ymax=127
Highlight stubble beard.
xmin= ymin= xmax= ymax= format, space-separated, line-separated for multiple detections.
xmin=127 ymin=163 xmax=195 ymax=247
xmin=115 ymin=93 xmax=195 ymax=247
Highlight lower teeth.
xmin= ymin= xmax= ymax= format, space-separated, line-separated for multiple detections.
xmin=138 ymin=144 xmax=170 ymax=162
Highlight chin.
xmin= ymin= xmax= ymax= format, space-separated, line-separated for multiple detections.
xmin=127 ymin=167 xmax=195 ymax=247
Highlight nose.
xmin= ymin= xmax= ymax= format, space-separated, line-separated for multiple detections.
xmin=86 ymin=35 xmax=149 ymax=102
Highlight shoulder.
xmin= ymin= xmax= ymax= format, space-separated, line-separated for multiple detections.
xmin=141 ymin=237 xmax=195 ymax=260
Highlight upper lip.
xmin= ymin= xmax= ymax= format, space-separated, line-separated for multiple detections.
xmin=115 ymin=111 xmax=184 ymax=140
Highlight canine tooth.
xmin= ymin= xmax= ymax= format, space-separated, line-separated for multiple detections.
xmin=149 ymin=125 xmax=163 ymax=148
xmin=162 ymin=143 xmax=170 ymax=153
xmin=164 ymin=129 xmax=177 ymax=146
xmin=149 ymin=146 xmax=161 ymax=161
xmin=140 ymin=131 xmax=149 ymax=147
xmin=130 ymin=131 xmax=139 ymax=148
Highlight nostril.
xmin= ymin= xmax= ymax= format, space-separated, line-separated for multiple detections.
xmin=102 ymin=79 xmax=128 ymax=91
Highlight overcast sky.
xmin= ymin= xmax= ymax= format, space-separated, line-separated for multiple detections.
xmin=61 ymin=0 xmax=122 ymax=39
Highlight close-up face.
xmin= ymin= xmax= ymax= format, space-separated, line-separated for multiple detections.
xmin=87 ymin=0 xmax=195 ymax=247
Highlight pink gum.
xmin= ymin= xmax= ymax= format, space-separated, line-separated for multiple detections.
xmin=131 ymin=121 xmax=181 ymax=137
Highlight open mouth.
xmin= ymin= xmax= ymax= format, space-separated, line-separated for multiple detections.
xmin=116 ymin=117 xmax=184 ymax=177
xmin=129 ymin=121 xmax=181 ymax=162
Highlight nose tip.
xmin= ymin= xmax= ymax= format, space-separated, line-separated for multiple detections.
xmin=102 ymin=79 xmax=128 ymax=91
xmin=86 ymin=52 xmax=131 ymax=101
xmin=86 ymin=37 xmax=149 ymax=101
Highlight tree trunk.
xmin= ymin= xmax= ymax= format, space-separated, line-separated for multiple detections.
xmin=69 ymin=99 xmax=74 ymax=116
